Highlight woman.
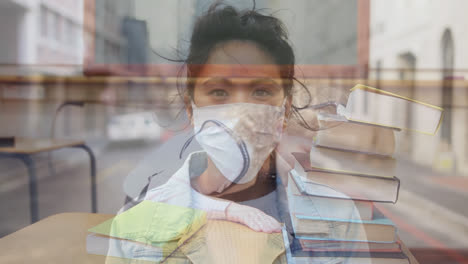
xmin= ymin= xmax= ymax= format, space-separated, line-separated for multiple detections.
xmin=142 ymin=3 xmax=301 ymax=234
xmin=107 ymin=3 xmax=367 ymax=263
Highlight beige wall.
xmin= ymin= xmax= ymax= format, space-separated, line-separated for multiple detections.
xmin=369 ymin=0 xmax=468 ymax=176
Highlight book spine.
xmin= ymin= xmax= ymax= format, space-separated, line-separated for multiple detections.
xmin=295 ymin=235 xmax=396 ymax=244
xmin=290 ymin=169 xmax=308 ymax=194
xmin=313 ymin=143 xmax=394 ymax=159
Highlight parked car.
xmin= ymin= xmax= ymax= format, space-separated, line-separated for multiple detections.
xmin=107 ymin=112 xmax=162 ymax=141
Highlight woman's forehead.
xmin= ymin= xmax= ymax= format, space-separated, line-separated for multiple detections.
xmin=207 ymin=40 xmax=275 ymax=64
xmin=193 ymin=76 xmax=284 ymax=88
xmin=192 ymin=64 xmax=283 ymax=79
xmin=196 ymin=40 xmax=283 ymax=79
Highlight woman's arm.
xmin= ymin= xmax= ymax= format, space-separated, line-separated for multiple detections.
xmin=192 ymin=188 xmax=282 ymax=233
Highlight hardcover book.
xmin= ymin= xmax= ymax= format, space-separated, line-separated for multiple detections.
xmin=337 ymin=84 xmax=443 ymax=135
xmin=287 ymin=172 xmax=374 ymax=220
xmin=293 ymin=152 xmax=400 ymax=203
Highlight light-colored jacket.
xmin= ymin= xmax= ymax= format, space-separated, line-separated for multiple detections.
xmin=105 ymin=151 xmax=370 ymax=264
xmin=144 ymin=151 xmax=230 ymax=212
xmin=105 ymin=152 xmax=229 ymax=263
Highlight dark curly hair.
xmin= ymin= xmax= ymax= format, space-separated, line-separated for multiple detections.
xmin=155 ymin=1 xmax=314 ymax=130
xmin=185 ymin=3 xmax=296 ymax=96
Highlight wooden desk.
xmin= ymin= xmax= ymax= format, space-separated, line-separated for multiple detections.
xmin=398 ymin=238 xmax=420 ymax=264
xmin=0 ymin=213 xmax=420 ymax=264
xmin=0 ymin=138 xmax=97 ymax=223
xmin=0 ymin=213 xmax=112 ymax=264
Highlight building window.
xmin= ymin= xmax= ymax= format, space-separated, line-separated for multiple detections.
xmin=40 ymin=5 xmax=48 ymax=38
xmin=376 ymin=60 xmax=383 ymax=81
xmin=54 ymin=12 xmax=62 ymax=42
xmin=440 ymin=28 xmax=454 ymax=145
xmin=397 ymin=52 xmax=417 ymax=152
xmin=111 ymin=44 xmax=120 ymax=62
xmin=47 ymin=9 xmax=55 ymax=41
xmin=96 ymin=36 xmax=105 ymax=62
xmin=398 ymin=53 xmax=416 ymax=81
xmin=64 ymin=19 xmax=75 ymax=45
xmin=64 ymin=19 xmax=71 ymax=44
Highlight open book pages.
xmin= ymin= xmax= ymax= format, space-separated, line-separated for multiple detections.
xmin=179 ymin=220 xmax=286 ymax=264
xmin=287 ymin=172 xmax=374 ymax=220
xmin=293 ymin=169 xmax=400 ymax=203
xmin=316 ymin=112 xmax=395 ymax=157
xmin=89 ymin=220 xmax=287 ymax=264
xmin=291 ymin=201 xmax=397 ymax=244
xmin=292 ymin=252 xmax=409 ymax=264
xmin=292 ymin=211 xmax=396 ymax=243
xmin=299 ymin=239 xmax=402 ymax=252
xmin=338 ymin=84 xmax=443 ymax=135
xmin=308 ymin=147 xmax=396 ymax=178
xmin=292 ymin=153 xmax=400 ymax=203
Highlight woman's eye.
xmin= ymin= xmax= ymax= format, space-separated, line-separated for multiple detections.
xmin=252 ymin=89 xmax=273 ymax=98
xmin=209 ymin=89 xmax=228 ymax=98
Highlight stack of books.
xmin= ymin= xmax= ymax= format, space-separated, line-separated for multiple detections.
xmin=286 ymin=84 xmax=443 ymax=264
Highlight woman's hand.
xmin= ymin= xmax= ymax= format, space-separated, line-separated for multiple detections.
xmin=225 ymin=203 xmax=282 ymax=233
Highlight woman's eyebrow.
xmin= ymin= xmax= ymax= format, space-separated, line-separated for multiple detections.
xmin=249 ymin=78 xmax=282 ymax=89
xmin=201 ymin=77 xmax=233 ymax=87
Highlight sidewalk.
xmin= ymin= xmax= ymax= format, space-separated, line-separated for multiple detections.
xmin=397 ymin=156 xmax=468 ymax=194
xmin=430 ymin=176 xmax=468 ymax=193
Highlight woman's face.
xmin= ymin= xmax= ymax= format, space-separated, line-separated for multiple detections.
xmin=187 ymin=40 xmax=292 ymax=195
xmin=191 ymin=40 xmax=287 ymax=107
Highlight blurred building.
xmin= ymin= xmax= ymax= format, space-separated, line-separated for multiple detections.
xmin=0 ymin=0 xmax=86 ymax=138
xmin=369 ymin=0 xmax=468 ymax=175
xmin=89 ymin=0 xmax=135 ymax=65
xmin=0 ymin=0 xmax=84 ymax=75
xmin=0 ymin=0 xmax=84 ymax=112
xmin=194 ymin=0 xmax=363 ymax=68
xmin=131 ymin=0 xmax=195 ymax=64
xmin=267 ymin=0 xmax=359 ymax=66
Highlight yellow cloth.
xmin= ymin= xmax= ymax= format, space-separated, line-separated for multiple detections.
xmin=180 ymin=220 xmax=286 ymax=264
xmin=89 ymin=201 xmax=206 ymax=256
xmin=90 ymin=201 xmax=285 ymax=263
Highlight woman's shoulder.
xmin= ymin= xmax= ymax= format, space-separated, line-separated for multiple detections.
xmin=144 ymin=151 xmax=206 ymax=200
xmin=123 ymin=130 xmax=201 ymax=199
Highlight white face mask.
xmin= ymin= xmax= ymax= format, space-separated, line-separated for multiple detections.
xmin=186 ymin=101 xmax=286 ymax=186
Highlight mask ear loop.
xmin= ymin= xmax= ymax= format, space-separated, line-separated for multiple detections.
xmin=179 ymin=100 xmax=199 ymax=159
xmin=179 ymin=119 xmax=251 ymax=184
xmin=281 ymin=97 xmax=288 ymax=108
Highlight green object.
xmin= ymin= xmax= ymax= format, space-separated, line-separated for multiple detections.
xmin=88 ymin=201 xmax=207 ymax=249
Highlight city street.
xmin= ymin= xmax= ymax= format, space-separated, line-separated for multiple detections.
xmin=1 ymin=1 xmax=468 ymax=264
xmin=387 ymin=159 xmax=468 ymax=249
xmin=1 ymin=135 xmax=467 ymax=255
